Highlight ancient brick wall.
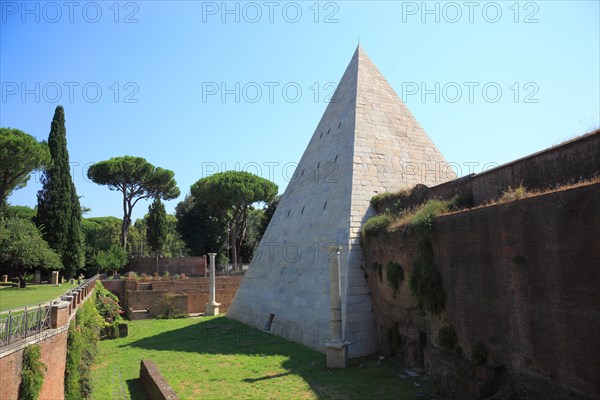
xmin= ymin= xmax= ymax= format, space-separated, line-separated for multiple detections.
xmin=125 ymin=276 xmax=243 ymax=315
xmin=363 ymin=183 xmax=600 ymax=399
xmin=374 ymin=130 xmax=600 ymax=213
xmin=0 ymin=279 xmax=98 ymax=400
xmin=127 ymin=256 xmax=207 ymax=276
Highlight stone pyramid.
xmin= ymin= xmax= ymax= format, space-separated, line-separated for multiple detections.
xmin=228 ymin=46 xmax=456 ymax=357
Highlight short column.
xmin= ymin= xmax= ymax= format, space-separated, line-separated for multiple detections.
xmin=325 ymin=245 xmax=350 ymax=368
xmin=205 ymin=253 xmax=221 ymax=316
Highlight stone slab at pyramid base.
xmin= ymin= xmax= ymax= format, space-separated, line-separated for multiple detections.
xmin=227 ymin=46 xmax=456 ymax=357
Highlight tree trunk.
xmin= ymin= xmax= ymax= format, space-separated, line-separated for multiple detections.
xmin=17 ymin=270 xmax=26 ymax=288
xmin=230 ymin=230 xmax=238 ymax=271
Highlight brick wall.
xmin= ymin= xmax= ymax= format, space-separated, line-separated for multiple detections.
xmin=0 ymin=278 xmax=98 ymax=400
xmin=362 ymin=183 xmax=600 ymax=399
xmin=374 ymin=129 xmax=600 ymax=212
xmin=125 ymin=276 xmax=243 ymax=316
xmin=128 ymin=256 xmax=207 ymax=276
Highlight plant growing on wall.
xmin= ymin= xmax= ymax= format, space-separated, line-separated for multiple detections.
xmin=385 ymin=261 xmax=404 ymax=299
xmin=65 ymin=292 xmax=103 ymax=400
xmin=436 ymin=325 xmax=459 ymax=353
xmin=20 ymin=344 xmax=46 ymax=400
xmin=408 ymin=239 xmax=446 ymax=316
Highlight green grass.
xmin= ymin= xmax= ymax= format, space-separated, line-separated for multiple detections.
xmin=91 ymin=317 xmax=437 ymax=399
xmin=0 ymin=283 xmax=78 ymax=311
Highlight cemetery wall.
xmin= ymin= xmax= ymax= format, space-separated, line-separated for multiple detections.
xmin=362 ymin=182 xmax=600 ymax=399
xmin=0 ymin=279 xmax=97 ymax=400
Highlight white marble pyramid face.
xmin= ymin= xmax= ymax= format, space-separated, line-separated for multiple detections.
xmin=227 ymin=46 xmax=456 ymax=357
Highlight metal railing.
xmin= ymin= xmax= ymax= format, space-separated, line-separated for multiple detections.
xmin=0 ymin=274 xmax=99 ymax=347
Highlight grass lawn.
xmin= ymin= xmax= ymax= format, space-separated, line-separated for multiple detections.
xmin=91 ymin=316 xmax=437 ymax=399
xmin=0 ymin=282 xmax=78 ymax=311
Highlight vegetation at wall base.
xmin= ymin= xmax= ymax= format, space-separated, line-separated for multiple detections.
xmin=94 ymin=281 xmax=124 ymax=340
xmin=408 ymin=239 xmax=446 ymax=316
xmin=20 ymin=344 xmax=46 ymax=400
xmin=64 ymin=291 xmax=103 ymax=400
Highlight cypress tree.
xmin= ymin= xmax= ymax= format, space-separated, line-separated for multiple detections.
xmin=36 ymin=106 xmax=84 ymax=278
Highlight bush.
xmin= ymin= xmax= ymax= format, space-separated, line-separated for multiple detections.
xmin=499 ymin=183 xmax=527 ymax=203
xmin=154 ymin=292 xmax=185 ymax=319
xmin=436 ymin=326 xmax=458 ymax=352
xmin=370 ymin=192 xmax=394 ymax=208
xmin=94 ymin=281 xmax=123 ymax=340
xmin=408 ymin=199 xmax=454 ymax=235
xmin=408 ymin=239 xmax=446 ymax=316
xmin=385 ymin=262 xmax=404 ymax=299
xmin=362 ymin=214 xmax=393 ymax=237
xmin=20 ymin=344 xmax=46 ymax=400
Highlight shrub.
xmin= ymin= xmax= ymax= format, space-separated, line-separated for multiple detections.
xmin=409 ymin=199 xmax=454 ymax=235
xmin=385 ymin=262 xmax=404 ymax=299
xmin=94 ymin=281 xmax=123 ymax=340
xmin=471 ymin=341 xmax=488 ymax=366
xmin=20 ymin=345 xmax=46 ymax=400
xmin=154 ymin=293 xmax=185 ymax=319
xmin=370 ymin=192 xmax=394 ymax=208
xmin=408 ymin=239 xmax=446 ymax=316
xmin=362 ymin=214 xmax=393 ymax=237
xmin=436 ymin=326 xmax=458 ymax=352
xmin=499 ymin=183 xmax=527 ymax=203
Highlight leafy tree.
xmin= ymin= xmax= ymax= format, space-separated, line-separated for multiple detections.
xmin=6 ymin=205 xmax=37 ymax=221
xmin=0 ymin=218 xmax=62 ymax=287
xmin=81 ymin=217 xmax=122 ymax=269
xmin=35 ymin=106 xmax=83 ymax=279
xmin=0 ymin=128 xmax=49 ymax=213
xmin=175 ymin=194 xmax=227 ymax=260
xmin=92 ymin=244 xmax=128 ymax=274
xmin=87 ymin=156 xmax=180 ymax=249
xmin=190 ymin=171 xmax=277 ymax=270
xmin=127 ymin=218 xmax=148 ymax=257
xmin=240 ymin=207 xmax=264 ymax=264
xmin=258 ymin=194 xmax=280 ymax=237
xmin=146 ymin=198 xmax=167 ymax=272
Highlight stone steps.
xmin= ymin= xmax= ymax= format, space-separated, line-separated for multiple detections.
xmin=130 ymin=309 xmax=151 ymax=320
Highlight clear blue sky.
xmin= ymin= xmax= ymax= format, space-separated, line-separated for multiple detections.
xmin=1 ymin=1 xmax=599 ymax=221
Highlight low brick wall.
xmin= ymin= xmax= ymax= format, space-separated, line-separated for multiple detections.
xmin=128 ymin=256 xmax=207 ymax=276
xmin=124 ymin=276 xmax=243 ymax=316
xmin=0 ymin=277 xmax=99 ymax=400
xmin=140 ymin=359 xmax=179 ymax=400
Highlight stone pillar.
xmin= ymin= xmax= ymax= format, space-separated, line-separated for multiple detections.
xmin=35 ymin=270 xmax=41 ymax=284
xmin=1 ymin=275 xmax=7 ymax=283
xmin=325 ymin=246 xmax=350 ymax=368
xmin=205 ymin=253 xmax=220 ymax=316
xmin=51 ymin=301 xmax=70 ymax=328
xmin=51 ymin=271 xmax=59 ymax=285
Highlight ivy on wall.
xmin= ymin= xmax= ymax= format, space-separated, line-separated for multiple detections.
xmin=20 ymin=344 xmax=46 ymax=400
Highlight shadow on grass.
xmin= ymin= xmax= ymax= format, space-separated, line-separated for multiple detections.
xmin=125 ymin=379 xmax=148 ymax=400
xmin=124 ymin=317 xmax=436 ymax=399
